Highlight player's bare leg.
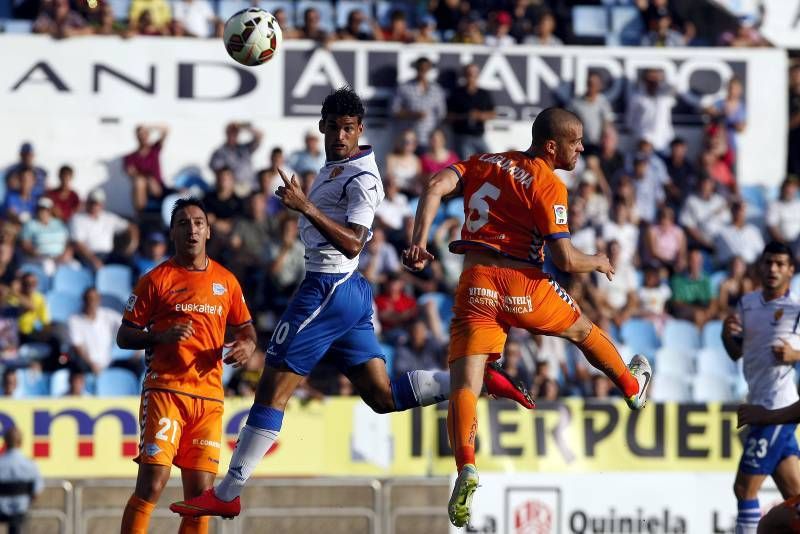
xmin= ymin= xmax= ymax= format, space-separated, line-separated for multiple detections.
xmin=171 ymin=367 xmax=304 ymax=518
xmin=447 ymin=354 xmax=489 ymax=528
xmin=177 ymin=469 xmax=215 ymax=533
xmin=774 ymin=457 xmax=800 ymax=499
xmin=559 ymin=315 xmax=650 ymax=409
xmin=121 ymin=463 xmax=171 ymax=534
xmin=734 ymin=470 xmax=768 ymax=533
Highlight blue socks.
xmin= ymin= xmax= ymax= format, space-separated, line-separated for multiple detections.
xmin=735 ymin=499 xmax=759 ymax=534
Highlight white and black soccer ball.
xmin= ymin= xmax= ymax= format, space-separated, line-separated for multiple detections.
xmin=223 ymin=8 xmax=283 ymax=67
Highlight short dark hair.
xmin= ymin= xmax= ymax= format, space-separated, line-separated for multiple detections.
xmin=170 ymin=197 xmax=207 ymax=228
xmin=531 ymin=107 xmax=581 ymax=147
xmin=321 ymin=86 xmax=365 ymax=122
xmin=762 ymin=241 xmax=793 ymax=259
xmin=58 ymin=165 xmax=73 ymax=177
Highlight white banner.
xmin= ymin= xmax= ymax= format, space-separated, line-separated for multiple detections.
xmin=0 ymin=36 xmax=789 ymax=211
xmin=451 ymin=472 xmax=785 ymax=534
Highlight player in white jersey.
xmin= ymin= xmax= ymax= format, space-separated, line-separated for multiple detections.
xmin=722 ymin=241 xmax=800 ymax=534
xmin=171 ymin=87 xmax=535 ymax=519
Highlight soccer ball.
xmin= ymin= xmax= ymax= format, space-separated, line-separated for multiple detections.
xmin=223 ymin=8 xmax=282 ymax=67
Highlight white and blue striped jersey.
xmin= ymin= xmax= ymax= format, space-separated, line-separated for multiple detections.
xmin=299 ymin=146 xmax=384 ymax=274
xmin=739 ymin=290 xmax=800 ymax=409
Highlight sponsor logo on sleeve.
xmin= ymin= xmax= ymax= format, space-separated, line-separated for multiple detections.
xmin=553 ymin=205 xmax=568 ymax=226
xmin=125 ymin=294 xmax=138 ymax=312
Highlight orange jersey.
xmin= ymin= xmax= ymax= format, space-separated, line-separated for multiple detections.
xmin=449 ymin=151 xmax=569 ymax=266
xmin=123 ymin=258 xmax=252 ymax=401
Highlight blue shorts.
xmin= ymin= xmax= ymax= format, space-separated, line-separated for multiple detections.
xmin=265 ymin=270 xmax=385 ymax=376
xmin=738 ymin=423 xmax=800 ymax=475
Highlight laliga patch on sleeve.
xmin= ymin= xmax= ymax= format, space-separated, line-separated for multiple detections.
xmin=126 ymin=294 xmax=138 ymax=312
xmin=553 ymin=204 xmax=568 ymax=226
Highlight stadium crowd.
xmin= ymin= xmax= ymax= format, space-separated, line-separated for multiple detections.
xmin=2 ymin=0 xmax=771 ymax=48
xmin=1 ymin=0 xmax=799 ymax=405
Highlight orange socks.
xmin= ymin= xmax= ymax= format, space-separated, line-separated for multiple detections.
xmin=179 ymin=516 xmax=209 ymax=534
xmin=120 ymin=495 xmax=155 ymax=534
xmin=576 ymin=324 xmax=639 ymax=398
xmin=447 ymin=388 xmax=478 ymax=472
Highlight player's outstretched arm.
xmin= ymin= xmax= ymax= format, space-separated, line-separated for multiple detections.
xmin=738 ymin=400 xmax=800 ymax=427
xmin=403 ymin=168 xmax=461 ymax=272
xmin=548 ymin=238 xmax=614 ymax=280
xmin=117 ymin=322 xmax=194 ymax=351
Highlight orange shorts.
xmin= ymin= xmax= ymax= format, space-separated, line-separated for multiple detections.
xmin=135 ymin=388 xmax=224 ymax=474
xmin=449 ymin=265 xmax=581 ymax=362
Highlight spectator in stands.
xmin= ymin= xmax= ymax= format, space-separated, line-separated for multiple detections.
xmin=359 ymin=227 xmax=400 ymax=286
xmin=375 ymin=175 xmax=412 ymax=240
xmin=32 ymin=0 xmax=91 ymax=38
xmin=258 ymin=147 xmax=295 ymax=200
xmin=385 ymin=130 xmax=422 ymax=196
xmin=567 ymin=199 xmax=598 ymax=256
xmin=131 ymin=231 xmax=168 ymax=279
xmin=669 ymin=248 xmax=716 ymax=327
xmin=714 ymin=201 xmax=764 ymax=267
xmin=44 ymin=165 xmax=80 ymax=223
xmin=132 ymin=9 xmax=168 ymax=35
xmin=5 ymin=143 xmax=45 ymax=198
xmin=2 ymin=169 xmax=39 ymax=224
xmin=68 ymin=287 xmax=128 ymax=376
xmin=391 ymin=56 xmax=447 ymax=155
xmin=204 ymin=167 xmax=243 ymax=253
xmin=499 ymin=340 xmax=532 ymax=390
xmin=337 ymin=8 xmax=377 ymax=41
xmin=767 ymin=178 xmax=800 ymax=248
xmin=524 ymin=11 xmax=562 ymax=46
xmin=706 ymin=77 xmax=747 ymax=165
xmin=644 ymin=206 xmax=687 ymax=273
xmin=415 ymin=14 xmax=440 ymax=43
xmin=719 ymin=16 xmax=768 ymax=47
xmin=379 ymin=8 xmax=415 ymax=43
xmin=640 ymin=9 xmax=685 ymax=47
xmin=699 ymin=146 xmax=736 ymax=196
xmin=433 ymin=217 xmax=463 ymax=291
xmin=613 ymin=176 xmax=641 ymax=225
xmin=420 ymin=128 xmax=459 ymax=179
xmin=172 ymin=0 xmax=217 ymax=38
xmin=568 ymin=73 xmax=614 ymax=155
xmin=663 ymin=138 xmax=697 ymax=209
xmin=625 ymin=69 xmax=676 ymax=153
xmin=129 ymin=0 xmax=171 ymax=30
xmin=628 ymin=151 xmax=665 ymax=224
xmin=70 ymin=189 xmax=139 ymax=270
xmin=0 ymin=239 xmax=21 ymax=289
xmin=20 ymin=197 xmax=71 ymax=269
xmin=271 ymin=8 xmax=298 ymax=40
xmin=230 ymin=191 xmax=275 ymax=308
xmin=298 ymin=7 xmax=329 ymax=44
xmin=93 ymin=1 xmax=127 ymax=35
xmin=124 ymin=124 xmax=169 ymax=213
xmin=0 ymin=426 xmax=43 ymax=533
xmin=636 ymin=266 xmax=672 ymax=331
xmin=1 ymin=369 xmax=16 ymax=397
xmin=393 ymin=319 xmax=445 ymax=377
xmin=717 ymin=256 xmax=753 ymax=317
xmin=429 ymin=0 xmax=462 ymax=40
xmin=263 ymin=216 xmax=305 ymax=315
xmin=64 ymin=368 xmax=86 ymax=396
xmin=788 ymin=64 xmax=800 ymax=176
xmin=288 ymin=131 xmax=326 ymax=175
xmin=594 ymin=240 xmax=639 ymax=327
xmin=679 ymin=175 xmax=731 ymax=251
xmin=598 ymin=125 xmax=625 ymax=186
xmin=447 ymin=62 xmax=496 ymax=160
xmin=484 ymin=10 xmax=515 ymax=47
xmin=602 ymin=199 xmax=639 ymax=265
xmin=574 ymin=169 xmax=609 ymax=227
xmin=209 ymin=122 xmax=263 ymax=192
xmin=375 ymin=273 xmax=417 ymax=338
xmin=453 ymin=11 xmax=485 ymax=45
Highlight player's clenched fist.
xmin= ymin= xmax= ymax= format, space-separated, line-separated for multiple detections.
xmin=723 ymin=314 xmax=743 ymax=338
xmin=593 ymin=253 xmax=615 ymax=281
xmin=402 ymin=245 xmax=434 ymax=272
xmin=156 ymin=321 xmax=194 ymax=344
xmin=223 ymin=339 xmax=257 ymax=368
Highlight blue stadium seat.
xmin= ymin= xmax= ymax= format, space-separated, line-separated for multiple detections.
xmin=172 ymin=170 xmax=212 ymax=193
xmin=49 ymin=368 xmax=71 ymax=397
xmin=619 ymin=318 xmax=660 ymax=356
xmin=650 ymin=374 xmax=691 ymax=402
xmin=608 ymin=5 xmax=643 ymax=46
xmin=380 ymin=342 xmax=394 ymax=376
xmin=791 ymin=273 xmax=800 ymax=296
xmin=217 ymin=0 xmax=250 ymax=19
xmin=295 ymin=0 xmax=335 ymax=33
xmin=654 ymin=346 xmax=694 ymax=377
xmin=52 ymin=265 xmax=94 ymax=297
xmin=662 ymin=319 xmax=700 ymax=351
xmin=0 ymin=19 xmax=33 ymax=33
xmin=96 ymin=368 xmax=140 ymax=396
xmin=111 ymin=345 xmax=136 ymax=361
xmin=19 ymin=262 xmax=51 ymax=293
xmin=692 ymin=374 xmax=735 ymax=402
xmin=108 ymin=0 xmax=132 ymax=20
xmin=16 ymin=368 xmax=49 ymax=397
xmin=375 ymin=1 xmax=414 ymax=27
xmin=709 ymin=270 xmax=727 ymax=297
xmin=695 ymin=347 xmax=738 ymax=381
xmin=101 ymin=294 xmax=126 ymax=313
xmin=96 ymin=265 xmax=133 ymax=303
xmin=17 ymin=342 xmax=52 ymax=363
xmin=47 ymin=291 xmax=83 ymax=323
xmin=572 ymin=6 xmax=608 ymax=38
xmin=701 ymin=320 xmax=725 ymax=353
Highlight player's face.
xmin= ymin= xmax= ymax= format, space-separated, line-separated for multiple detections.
xmin=554 ymin=123 xmax=584 ymax=171
xmin=759 ymin=253 xmax=794 ymax=290
xmin=320 ymin=115 xmax=363 ymax=160
xmin=170 ymin=205 xmax=210 ymax=258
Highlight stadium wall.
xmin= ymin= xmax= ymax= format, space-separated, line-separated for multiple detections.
xmin=0 ymin=36 xmax=788 ymax=217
